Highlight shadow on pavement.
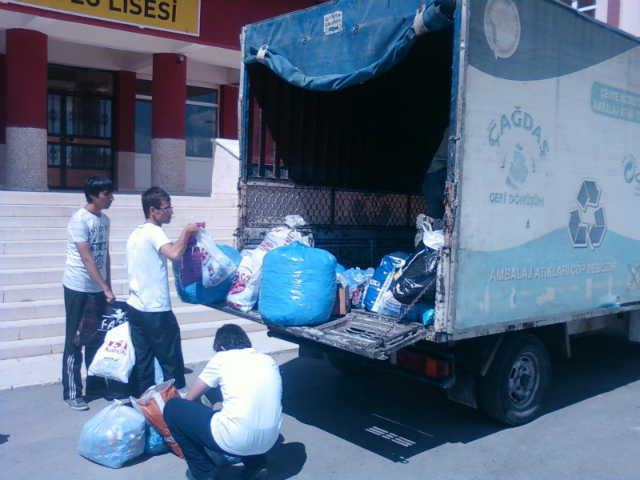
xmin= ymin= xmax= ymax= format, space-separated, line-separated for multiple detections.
xmin=216 ymin=436 xmax=307 ymax=480
xmin=279 ymin=330 xmax=640 ymax=464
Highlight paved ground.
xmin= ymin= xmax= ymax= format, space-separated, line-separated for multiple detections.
xmin=2 ymin=330 xmax=640 ymax=480
xmin=0 ymin=329 xmax=290 ymax=391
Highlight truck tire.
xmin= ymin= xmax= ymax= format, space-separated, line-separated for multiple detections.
xmin=327 ymin=352 xmax=371 ymax=376
xmin=477 ymin=333 xmax=550 ymax=426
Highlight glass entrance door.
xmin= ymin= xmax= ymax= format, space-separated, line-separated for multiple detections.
xmin=47 ymin=66 xmax=114 ymax=189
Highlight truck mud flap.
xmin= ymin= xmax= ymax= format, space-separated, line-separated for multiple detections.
xmin=207 ymin=304 xmax=428 ymax=360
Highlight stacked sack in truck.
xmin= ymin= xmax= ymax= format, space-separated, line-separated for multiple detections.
xmin=174 ymin=223 xmax=241 ymax=305
xmin=226 ymin=215 xmax=312 ymax=312
xmin=353 ymin=217 xmax=443 ymax=324
xmin=259 ymin=241 xmax=338 ymax=326
xmin=341 ymin=267 xmax=375 ymax=309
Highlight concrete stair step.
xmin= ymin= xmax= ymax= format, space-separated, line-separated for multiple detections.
xmin=0 ymin=315 xmax=264 ymax=360
xmin=0 ymin=252 xmax=127 ymax=270
xmin=0 ymin=203 xmax=238 ymax=218
xmin=0 ymin=280 xmax=129 ymax=302
xmin=0 ymin=225 xmax=237 ymax=241
xmin=0 ymin=250 xmax=131 ymax=270
xmin=0 ymin=237 xmax=236 ymax=255
xmin=0 ymin=191 xmax=237 ymax=208
xmin=0 ymin=265 xmax=127 ymax=286
xmin=0 ymin=208 xmax=239 ymax=228
xmin=0 ymin=303 xmax=245 ymax=342
xmin=0 ymin=287 xmax=224 ymax=320
xmin=0 ymin=240 xmax=69 ymax=255
xmin=0 ymin=278 xmax=193 ymax=302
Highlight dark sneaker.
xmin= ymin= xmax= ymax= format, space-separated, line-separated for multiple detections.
xmin=186 ymin=468 xmax=218 ymax=480
xmin=86 ymin=388 xmax=129 ymax=401
xmin=207 ymin=450 xmax=242 ymax=467
xmin=65 ymin=398 xmax=89 ymax=411
xmin=241 ymin=467 xmax=268 ymax=480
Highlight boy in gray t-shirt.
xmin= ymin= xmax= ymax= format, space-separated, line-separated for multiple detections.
xmin=62 ymin=174 xmax=115 ymax=411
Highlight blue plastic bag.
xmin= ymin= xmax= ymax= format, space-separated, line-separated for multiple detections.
xmin=174 ymin=245 xmax=242 ymax=305
xmin=144 ymin=423 xmax=170 ymax=455
xmin=77 ymin=400 xmax=145 ymax=468
xmin=259 ymin=241 xmax=337 ymax=326
xmin=343 ymin=267 xmax=375 ymax=309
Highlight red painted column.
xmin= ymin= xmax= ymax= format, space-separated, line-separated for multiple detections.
xmin=219 ymin=84 xmax=239 ymax=140
xmin=5 ymin=29 xmax=48 ymax=191
xmin=607 ymin=0 xmax=620 ymax=28
xmin=0 ymin=54 xmax=6 ymax=189
xmin=151 ymin=53 xmax=187 ymax=193
xmin=114 ymin=71 xmax=137 ymax=191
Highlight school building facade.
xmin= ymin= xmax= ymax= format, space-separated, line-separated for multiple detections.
xmin=0 ymin=0 xmax=323 ymax=194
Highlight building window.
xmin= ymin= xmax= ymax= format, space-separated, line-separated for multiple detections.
xmin=135 ymin=80 xmax=218 ymax=158
xmin=186 ymin=86 xmax=218 ymax=158
xmin=135 ymin=79 xmax=152 ymax=155
xmin=47 ymin=65 xmax=114 ymax=189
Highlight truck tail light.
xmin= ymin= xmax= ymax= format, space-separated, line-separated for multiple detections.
xmin=396 ymin=349 xmax=450 ymax=379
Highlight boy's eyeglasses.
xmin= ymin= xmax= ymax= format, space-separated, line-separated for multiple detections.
xmin=157 ymin=206 xmax=174 ymax=213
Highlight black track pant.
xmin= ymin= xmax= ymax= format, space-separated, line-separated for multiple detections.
xmin=127 ymin=305 xmax=186 ymax=396
xmin=62 ymin=286 xmax=107 ymax=400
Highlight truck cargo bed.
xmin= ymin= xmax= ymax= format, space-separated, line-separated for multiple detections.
xmin=207 ymin=304 xmax=428 ymax=360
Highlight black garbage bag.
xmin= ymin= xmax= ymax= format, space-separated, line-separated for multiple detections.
xmin=392 ymin=245 xmax=439 ymax=304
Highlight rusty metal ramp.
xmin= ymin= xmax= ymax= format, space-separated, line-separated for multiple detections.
xmin=208 ymin=305 xmax=428 ymax=360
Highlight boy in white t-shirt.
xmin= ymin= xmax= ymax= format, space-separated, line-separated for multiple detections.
xmin=126 ymin=186 xmax=199 ymax=396
xmin=164 ymin=324 xmax=283 ymax=480
xmin=62 ymin=174 xmax=115 ymax=411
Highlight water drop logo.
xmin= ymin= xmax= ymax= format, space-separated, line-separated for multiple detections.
xmin=508 ymin=144 xmax=528 ymax=186
xmin=484 ymin=0 xmax=521 ymax=59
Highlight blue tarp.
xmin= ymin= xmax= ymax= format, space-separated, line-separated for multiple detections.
xmin=243 ymin=0 xmax=454 ymax=91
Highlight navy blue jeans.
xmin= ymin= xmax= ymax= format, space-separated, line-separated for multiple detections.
xmin=164 ymin=397 xmax=266 ymax=480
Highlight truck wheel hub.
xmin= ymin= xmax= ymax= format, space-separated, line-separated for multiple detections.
xmin=508 ymin=354 xmax=538 ymax=406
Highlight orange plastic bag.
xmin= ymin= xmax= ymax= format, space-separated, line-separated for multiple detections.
xmin=130 ymin=380 xmax=184 ymax=458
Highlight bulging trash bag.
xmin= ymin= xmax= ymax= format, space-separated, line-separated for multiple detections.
xmin=227 ymin=216 xmax=311 ymax=313
xmin=174 ymin=245 xmax=241 ymax=305
xmin=77 ymin=400 xmax=146 ymax=469
xmin=259 ymin=241 xmax=337 ymax=326
xmin=197 ymin=228 xmax=237 ymax=287
xmin=376 ymin=290 xmax=412 ymax=318
xmin=130 ymin=380 xmax=184 ymax=458
xmin=363 ymin=252 xmax=409 ymax=313
xmin=342 ymin=267 xmax=375 ymax=309
xmin=392 ymin=245 xmax=439 ymax=304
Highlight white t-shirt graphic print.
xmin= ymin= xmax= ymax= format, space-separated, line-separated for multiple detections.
xmin=63 ymin=208 xmax=110 ymax=293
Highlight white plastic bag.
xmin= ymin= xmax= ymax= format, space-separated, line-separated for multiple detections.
xmin=88 ymin=322 xmax=135 ymax=383
xmin=197 ymin=228 xmax=236 ymax=287
xmin=226 ymin=249 xmax=267 ymax=312
xmin=422 ymin=222 xmax=444 ymax=250
xmin=226 ymin=215 xmax=311 ymax=312
xmin=77 ymin=400 xmax=146 ymax=468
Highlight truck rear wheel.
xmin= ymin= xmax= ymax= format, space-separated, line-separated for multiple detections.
xmin=477 ymin=334 xmax=550 ymax=426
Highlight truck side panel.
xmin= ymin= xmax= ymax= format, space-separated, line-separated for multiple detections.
xmin=452 ymin=0 xmax=640 ymax=333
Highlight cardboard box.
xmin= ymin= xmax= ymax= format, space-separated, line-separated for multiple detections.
xmin=332 ymin=284 xmax=351 ymax=316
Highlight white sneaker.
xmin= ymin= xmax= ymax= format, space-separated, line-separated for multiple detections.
xmin=178 ymin=386 xmax=189 ymax=398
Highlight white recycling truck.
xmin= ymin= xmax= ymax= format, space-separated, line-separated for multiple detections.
xmin=214 ymin=0 xmax=640 ymax=425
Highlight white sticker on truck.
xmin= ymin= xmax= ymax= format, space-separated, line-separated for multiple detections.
xmin=324 ymin=11 xmax=343 ymax=35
